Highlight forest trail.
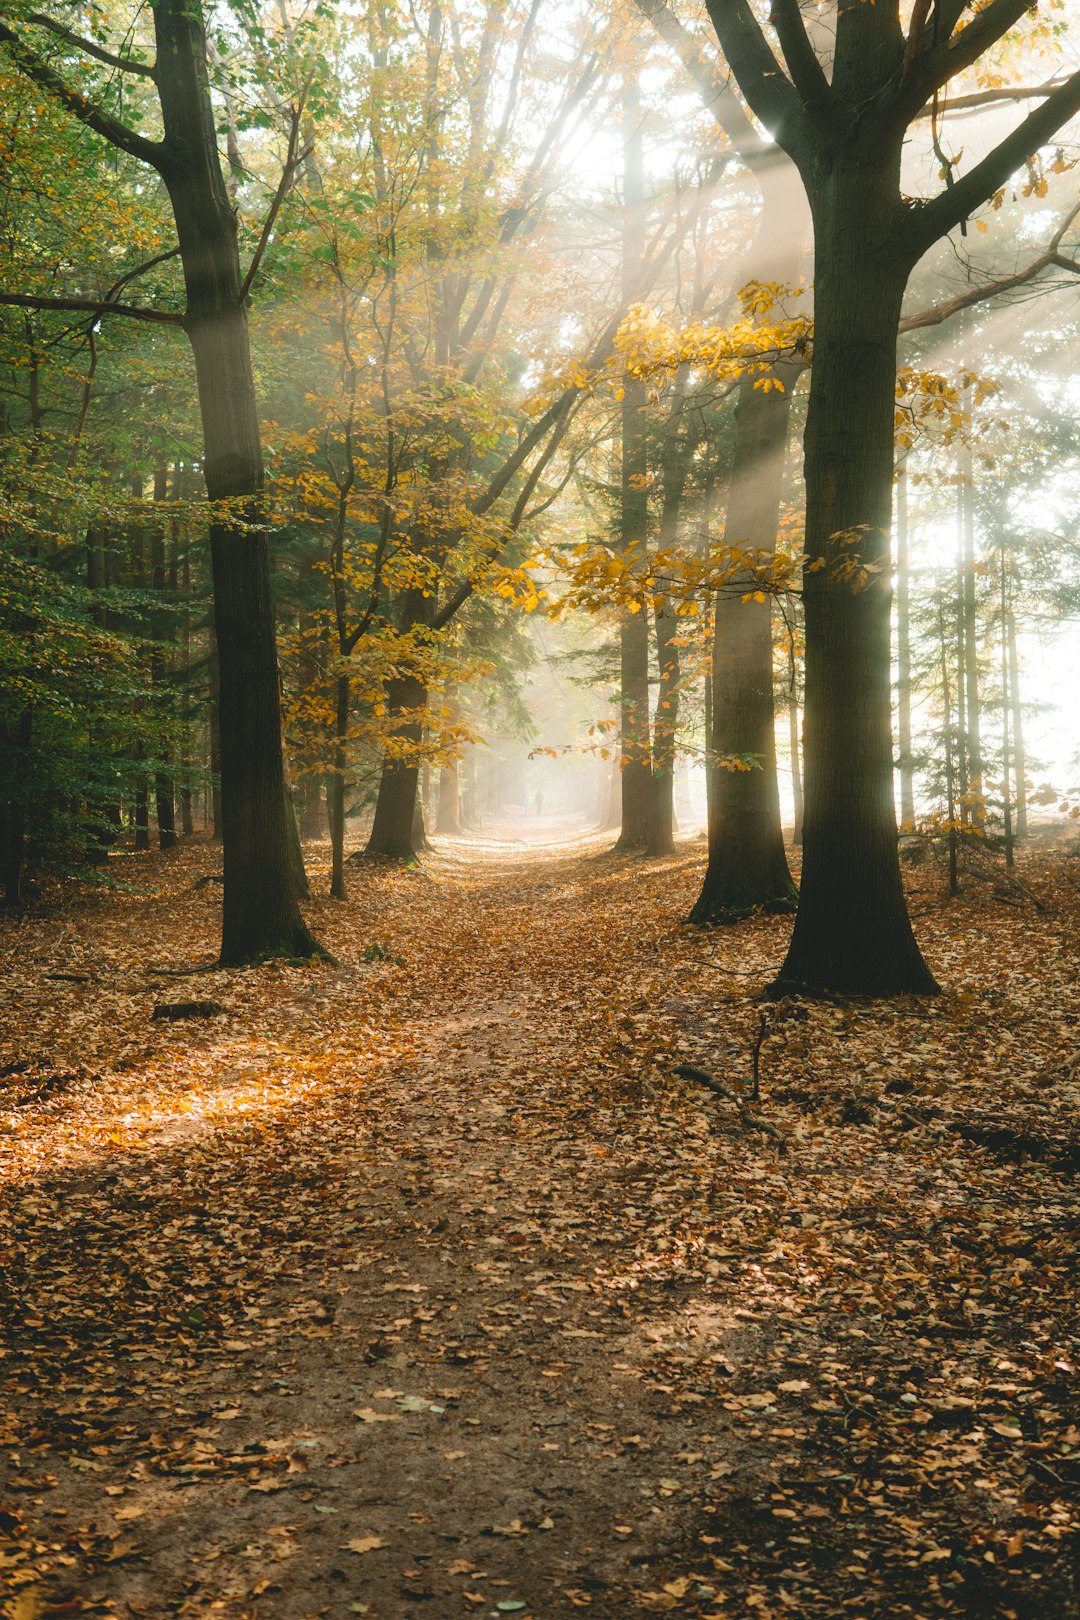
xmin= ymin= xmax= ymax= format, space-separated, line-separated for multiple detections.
xmin=1 ymin=833 xmax=1078 ymax=1619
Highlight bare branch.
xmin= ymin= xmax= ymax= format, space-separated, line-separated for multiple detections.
xmin=900 ymin=201 xmax=1080 ymax=332
xmin=0 ymin=291 xmax=183 ymax=325
xmin=903 ymin=70 xmax=1080 ymax=260
xmin=239 ymin=103 xmax=307 ymax=304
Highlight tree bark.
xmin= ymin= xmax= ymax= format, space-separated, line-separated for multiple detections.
xmin=614 ymin=68 xmax=652 ymax=852
xmin=959 ymin=439 xmax=983 ymax=828
xmin=647 ymin=603 xmax=679 ymax=856
xmin=151 ymin=464 xmax=178 ymax=850
xmin=151 ymin=0 xmax=322 ymax=962
xmin=2 ymin=707 xmax=32 ymax=905
xmin=364 ymin=670 xmax=427 ymax=860
xmin=1007 ymin=602 xmax=1027 ymax=840
xmin=690 ymin=372 xmax=797 ymax=923
xmin=436 ymin=760 xmax=461 ymax=833
xmin=771 ymin=166 xmax=938 ymax=996
xmin=330 ymin=671 xmax=349 ymax=898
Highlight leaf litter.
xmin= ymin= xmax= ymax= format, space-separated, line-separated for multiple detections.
xmin=0 ymin=829 xmax=1077 ymax=1617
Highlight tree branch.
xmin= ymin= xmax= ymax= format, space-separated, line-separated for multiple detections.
xmin=896 ymin=0 xmax=1040 ymax=119
xmin=701 ymin=0 xmax=810 ymax=159
xmin=903 ymin=70 xmax=1080 ymax=261
xmin=768 ymin=0 xmax=840 ymax=139
xmin=27 ymin=11 xmax=155 ymax=77
xmin=914 ymin=77 xmax=1075 ymax=119
xmin=239 ymin=103 xmax=307 ymax=304
xmin=674 ymin=1062 xmax=788 ymax=1153
xmin=0 ymin=291 xmax=183 ymax=326
xmin=900 ymin=201 xmax=1080 ymax=332
xmin=634 ymin=0 xmax=765 ymax=164
xmin=0 ymin=15 xmax=166 ymax=169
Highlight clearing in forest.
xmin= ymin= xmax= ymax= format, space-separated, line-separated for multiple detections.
xmin=1 ymin=829 xmax=1078 ymax=1619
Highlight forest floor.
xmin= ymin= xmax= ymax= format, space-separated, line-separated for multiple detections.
xmin=1 ymin=826 xmax=1078 ymax=1620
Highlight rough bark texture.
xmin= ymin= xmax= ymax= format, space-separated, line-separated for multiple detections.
xmin=772 ymin=161 xmax=937 ymax=996
xmin=152 ymin=0 xmax=321 ymax=962
xmin=690 ymin=373 xmax=796 ymax=923
xmin=364 ymin=670 xmax=427 ymax=860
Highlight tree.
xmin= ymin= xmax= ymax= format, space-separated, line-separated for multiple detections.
xmin=702 ymin=0 xmax=1080 ymax=996
xmin=0 ymin=1 xmax=323 ymax=964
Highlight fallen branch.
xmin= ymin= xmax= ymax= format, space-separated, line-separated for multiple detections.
xmin=44 ymin=971 xmax=93 ymax=983
xmin=674 ymin=1062 xmax=788 ymax=1154
xmin=693 ymin=958 xmax=773 ymax=977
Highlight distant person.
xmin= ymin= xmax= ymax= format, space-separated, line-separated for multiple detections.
xmin=534 ymin=788 xmax=544 ymax=816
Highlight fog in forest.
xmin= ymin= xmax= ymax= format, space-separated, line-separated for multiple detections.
xmin=4 ymin=5 xmax=1080 ymax=1613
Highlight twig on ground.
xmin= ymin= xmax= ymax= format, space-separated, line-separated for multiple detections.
xmin=674 ymin=1062 xmax=788 ymax=1154
xmin=693 ymin=958 xmax=772 ymax=977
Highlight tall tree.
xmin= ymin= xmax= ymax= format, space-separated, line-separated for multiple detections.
xmin=0 ymin=1 xmax=323 ymax=963
xmin=703 ymin=0 xmax=1080 ymax=996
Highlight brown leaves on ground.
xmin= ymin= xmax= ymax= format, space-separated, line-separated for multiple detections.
xmin=0 ymin=828 xmax=1078 ymax=1619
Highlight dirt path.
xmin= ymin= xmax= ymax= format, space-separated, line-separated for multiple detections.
xmin=1 ymin=832 xmax=1078 ymax=1619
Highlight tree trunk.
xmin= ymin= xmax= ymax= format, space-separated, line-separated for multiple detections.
xmin=895 ymin=457 xmax=915 ymax=832
xmin=690 ymin=373 xmax=796 ymax=923
xmin=938 ymin=604 xmax=959 ymax=897
xmin=1000 ymin=552 xmax=1014 ymax=871
xmin=1007 ymin=603 xmax=1027 ymax=840
xmin=330 ymin=671 xmax=348 ymax=898
xmin=787 ymin=617 xmax=804 ymax=847
xmin=2 ymin=707 xmax=32 ymax=906
xmin=647 ymin=604 xmax=679 ymax=857
xmin=364 ymin=671 xmax=427 ymax=860
xmin=134 ymin=776 xmax=150 ymax=850
xmin=153 ymin=0 xmax=321 ymax=963
xmin=151 ymin=464 xmax=178 ymax=850
xmin=436 ymin=760 xmax=461 ymax=833
xmin=959 ymin=440 xmax=983 ymax=828
xmin=615 ymin=69 xmax=651 ymax=851
xmin=771 ymin=173 xmax=937 ymax=996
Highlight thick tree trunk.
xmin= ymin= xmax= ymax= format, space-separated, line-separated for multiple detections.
xmin=690 ymin=374 xmax=796 ymax=923
xmin=364 ymin=671 xmax=427 ymax=860
xmin=772 ymin=175 xmax=937 ymax=997
xmin=153 ymin=0 xmax=320 ymax=963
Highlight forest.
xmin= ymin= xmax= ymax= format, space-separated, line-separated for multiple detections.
xmin=1 ymin=0 xmax=1079 ymax=1616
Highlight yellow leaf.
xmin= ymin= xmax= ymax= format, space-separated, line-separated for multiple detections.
xmin=343 ymin=1535 xmax=386 ymax=1554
